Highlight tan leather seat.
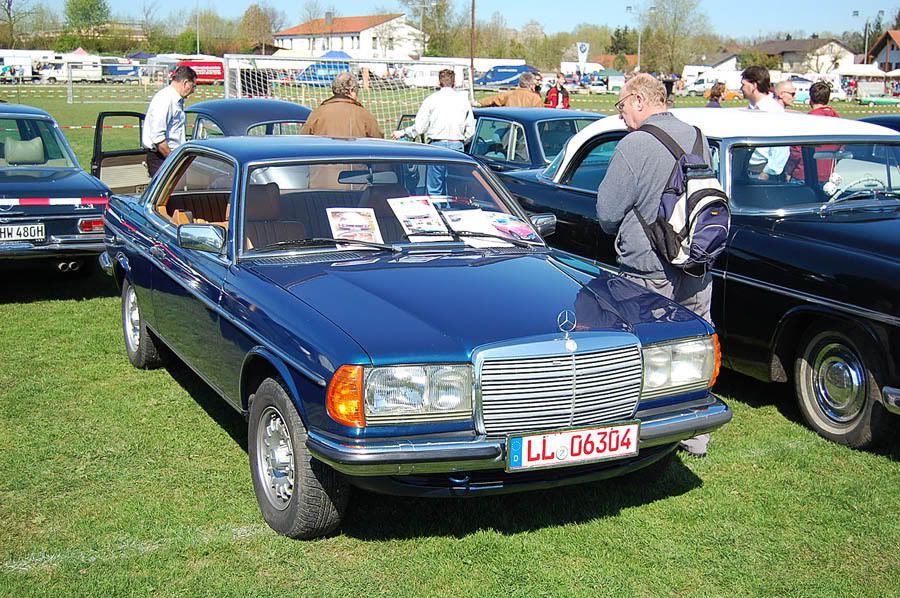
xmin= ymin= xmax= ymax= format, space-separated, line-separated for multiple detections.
xmin=358 ymin=183 xmax=408 ymax=243
xmin=244 ymin=182 xmax=305 ymax=249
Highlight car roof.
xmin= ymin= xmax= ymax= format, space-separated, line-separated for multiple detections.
xmin=0 ymin=103 xmax=54 ymax=119
xmin=557 ymin=107 xmax=897 ymax=175
xmin=189 ymin=134 xmax=482 ymax=164
xmin=186 ymin=99 xmax=311 ymax=135
xmin=474 ymin=107 xmax=603 ymax=123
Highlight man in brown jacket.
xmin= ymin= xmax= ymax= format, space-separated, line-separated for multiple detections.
xmin=303 ymin=72 xmax=384 ymax=138
xmin=478 ymin=72 xmax=543 ymax=108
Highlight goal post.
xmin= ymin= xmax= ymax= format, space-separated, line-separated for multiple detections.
xmin=223 ymin=54 xmax=474 ymax=138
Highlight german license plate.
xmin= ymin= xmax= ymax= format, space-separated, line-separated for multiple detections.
xmin=506 ymin=422 xmax=639 ymax=472
xmin=0 ymin=223 xmax=45 ymax=242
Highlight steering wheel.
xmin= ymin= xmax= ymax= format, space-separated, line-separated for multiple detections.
xmin=829 ymin=176 xmax=885 ymax=202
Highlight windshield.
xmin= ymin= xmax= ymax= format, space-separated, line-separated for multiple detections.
xmin=537 ymin=118 xmax=597 ymax=163
xmin=0 ymin=118 xmax=75 ymax=168
xmin=242 ymin=159 xmax=543 ymax=253
xmin=730 ymin=140 xmax=900 ymax=211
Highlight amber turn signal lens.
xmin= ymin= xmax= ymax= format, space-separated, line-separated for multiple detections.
xmin=326 ymin=365 xmax=365 ymax=428
xmin=710 ymin=333 xmax=721 ymax=388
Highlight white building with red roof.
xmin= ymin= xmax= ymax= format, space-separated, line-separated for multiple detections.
xmin=273 ymin=13 xmax=424 ymax=61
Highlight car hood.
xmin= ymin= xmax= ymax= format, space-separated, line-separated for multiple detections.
xmin=774 ymin=206 xmax=900 ymax=260
xmin=248 ymin=250 xmax=704 ymax=363
xmin=0 ymin=168 xmax=107 ymax=196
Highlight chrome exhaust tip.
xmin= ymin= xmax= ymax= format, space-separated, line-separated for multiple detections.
xmin=68 ymin=261 xmax=81 ymax=272
xmin=57 ymin=261 xmax=70 ymax=272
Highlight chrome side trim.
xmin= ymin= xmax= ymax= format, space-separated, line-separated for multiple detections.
xmin=116 ymin=232 xmax=328 ymax=387
xmin=724 ymin=271 xmax=900 ymax=328
xmin=882 ymin=386 xmax=900 ymax=415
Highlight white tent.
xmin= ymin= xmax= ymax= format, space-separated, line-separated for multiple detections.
xmin=837 ymin=63 xmax=885 ymax=78
xmin=885 ymin=69 xmax=900 ymax=78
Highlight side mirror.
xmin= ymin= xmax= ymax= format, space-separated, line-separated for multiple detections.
xmin=529 ymin=213 xmax=556 ymax=237
xmin=177 ymin=224 xmax=226 ymax=253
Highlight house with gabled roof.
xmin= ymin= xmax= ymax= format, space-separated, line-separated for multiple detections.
xmin=866 ymin=31 xmax=900 ymax=71
xmin=750 ymin=37 xmax=854 ymax=74
xmin=273 ymin=13 xmax=423 ymax=61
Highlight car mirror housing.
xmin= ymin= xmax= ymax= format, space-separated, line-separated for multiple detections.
xmin=177 ymin=224 xmax=226 ymax=253
xmin=530 ymin=213 xmax=556 ymax=237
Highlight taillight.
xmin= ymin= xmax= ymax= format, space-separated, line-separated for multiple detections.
xmin=78 ymin=218 xmax=104 ymax=234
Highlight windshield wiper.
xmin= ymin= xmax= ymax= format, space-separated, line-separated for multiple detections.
xmin=825 ymin=189 xmax=900 ymax=207
xmin=454 ymin=230 xmax=542 ymax=248
xmin=255 ymin=237 xmax=399 ymax=252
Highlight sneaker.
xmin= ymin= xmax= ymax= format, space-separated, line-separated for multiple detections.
xmin=679 ymin=433 xmax=709 ymax=457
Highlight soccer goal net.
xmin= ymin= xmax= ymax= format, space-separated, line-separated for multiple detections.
xmin=223 ymin=54 xmax=473 ymax=138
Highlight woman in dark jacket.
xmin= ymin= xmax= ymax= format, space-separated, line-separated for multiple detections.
xmin=706 ymin=82 xmax=726 ymax=107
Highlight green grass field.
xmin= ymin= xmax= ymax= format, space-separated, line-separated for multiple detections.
xmin=1 ymin=86 xmax=900 ymax=596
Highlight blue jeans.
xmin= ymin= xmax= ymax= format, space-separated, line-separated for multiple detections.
xmin=427 ymin=140 xmax=464 ymax=196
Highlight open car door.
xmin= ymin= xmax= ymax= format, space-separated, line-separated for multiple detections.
xmin=91 ymin=111 xmax=149 ymax=195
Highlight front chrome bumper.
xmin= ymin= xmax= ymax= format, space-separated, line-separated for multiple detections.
xmin=307 ymin=393 xmax=732 ymax=477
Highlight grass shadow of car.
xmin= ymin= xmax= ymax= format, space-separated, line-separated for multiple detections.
xmin=715 ymin=369 xmax=900 ymax=460
xmin=341 ymin=458 xmax=701 ymax=540
xmin=0 ymin=262 xmax=118 ymax=304
xmin=163 ymin=357 xmax=249 ymax=452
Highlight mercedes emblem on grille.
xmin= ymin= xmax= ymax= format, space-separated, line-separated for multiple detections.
xmin=557 ymin=310 xmax=578 ymax=352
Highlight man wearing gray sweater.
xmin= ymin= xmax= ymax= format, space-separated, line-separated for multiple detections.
xmin=596 ymin=73 xmax=713 ymax=456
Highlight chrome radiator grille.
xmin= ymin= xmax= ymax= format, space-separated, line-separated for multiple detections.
xmin=479 ymin=345 xmax=642 ymax=436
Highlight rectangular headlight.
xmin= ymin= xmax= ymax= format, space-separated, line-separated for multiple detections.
xmin=641 ymin=337 xmax=717 ymax=400
xmin=364 ymin=365 xmax=473 ymax=425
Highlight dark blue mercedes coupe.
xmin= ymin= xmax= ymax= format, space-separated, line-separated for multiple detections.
xmin=100 ymin=135 xmax=731 ymax=538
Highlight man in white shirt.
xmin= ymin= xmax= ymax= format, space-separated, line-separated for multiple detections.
xmin=142 ymin=65 xmax=197 ymax=176
xmin=392 ymin=68 xmax=475 ymax=195
xmin=741 ymin=65 xmax=789 ymax=180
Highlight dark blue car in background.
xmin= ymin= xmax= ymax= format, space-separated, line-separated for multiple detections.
xmin=0 ymin=103 xmax=110 ymax=273
xmin=100 ymin=135 xmax=731 ymax=539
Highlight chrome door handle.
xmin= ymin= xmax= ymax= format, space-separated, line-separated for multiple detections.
xmin=149 ymin=245 xmax=165 ymax=258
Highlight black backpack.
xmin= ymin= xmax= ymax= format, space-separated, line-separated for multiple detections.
xmin=633 ymin=124 xmax=731 ymax=277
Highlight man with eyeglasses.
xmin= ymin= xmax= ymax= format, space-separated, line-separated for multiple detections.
xmin=775 ymin=80 xmax=797 ymax=109
xmin=142 ymin=65 xmax=197 ymax=177
xmin=596 ymin=73 xmax=715 ymax=457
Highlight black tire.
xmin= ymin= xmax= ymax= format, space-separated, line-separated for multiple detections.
xmin=794 ymin=322 xmax=891 ymax=448
xmin=121 ymin=280 xmax=164 ymax=369
xmin=248 ymin=378 xmax=349 ymax=539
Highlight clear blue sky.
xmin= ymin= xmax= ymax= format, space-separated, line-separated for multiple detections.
xmin=94 ymin=0 xmax=894 ymax=41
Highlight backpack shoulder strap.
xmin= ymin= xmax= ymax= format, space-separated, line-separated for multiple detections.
xmin=691 ymin=126 xmax=705 ymax=156
xmin=638 ymin=124 xmax=685 ymax=160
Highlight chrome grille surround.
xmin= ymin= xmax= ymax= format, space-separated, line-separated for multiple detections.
xmin=474 ymin=333 xmax=643 ymax=437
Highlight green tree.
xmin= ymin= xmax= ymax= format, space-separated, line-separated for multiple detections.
xmin=64 ymin=0 xmax=109 ymax=31
xmin=613 ymin=52 xmax=628 ymax=71
xmin=239 ymin=3 xmax=274 ymax=49
xmin=737 ymin=50 xmax=781 ymax=71
xmin=644 ymin=0 xmax=709 ymax=74
xmin=608 ymin=26 xmax=634 ymax=54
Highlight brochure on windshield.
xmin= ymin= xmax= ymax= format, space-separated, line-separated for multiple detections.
xmin=326 ymin=207 xmax=384 ymax=245
xmin=387 ymin=196 xmax=535 ymax=246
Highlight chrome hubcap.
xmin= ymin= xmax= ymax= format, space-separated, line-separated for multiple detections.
xmin=811 ymin=342 xmax=866 ymax=423
xmin=124 ymin=287 xmax=141 ymax=352
xmin=256 ymin=406 xmax=295 ymax=509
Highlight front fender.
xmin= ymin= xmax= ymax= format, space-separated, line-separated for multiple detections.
xmin=240 ymin=346 xmax=310 ymax=423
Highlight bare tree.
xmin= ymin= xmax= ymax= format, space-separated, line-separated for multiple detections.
xmin=138 ymin=0 xmax=157 ymax=39
xmin=2 ymin=0 xmax=34 ymax=47
xmin=240 ymin=3 xmax=273 ymax=50
xmin=301 ymin=0 xmax=323 ymax=24
xmin=643 ymin=0 xmax=710 ymax=75
xmin=260 ymin=1 xmax=285 ymax=34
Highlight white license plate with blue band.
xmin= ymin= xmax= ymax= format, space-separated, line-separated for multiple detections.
xmin=506 ymin=422 xmax=640 ymax=472
xmin=0 ymin=224 xmax=45 ymax=241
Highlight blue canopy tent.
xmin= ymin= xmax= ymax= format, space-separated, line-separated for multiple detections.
xmin=127 ymin=52 xmax=156 ymax=60
xmin=320 ymin=50 xmax=352 ymax=59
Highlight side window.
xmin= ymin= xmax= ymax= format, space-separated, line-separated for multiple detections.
xmin=565 ymin=138 xmax=620 ymax=190
xmin=510 ymin=124 xmax=529 ymax=163
xmin=155 ymin=153 xmax=234 ymax=225
xmin=730 ymin=145 xmax=821 ymax=210
xmin=194 ymin=118 xmax=224 ymax=140
xmin=247 ymin=122 xmax=304 ymax=136
xmin=471 ymin=119 xmax=512 ymax=161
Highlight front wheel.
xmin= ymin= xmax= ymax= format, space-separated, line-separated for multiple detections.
xmin=794 ymin=322 xmax=891 ymax=448
xmin=248 ymin=378 xmax=349 ymax=539
xmin=121 ymin=280 xmax=165 ymax=369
